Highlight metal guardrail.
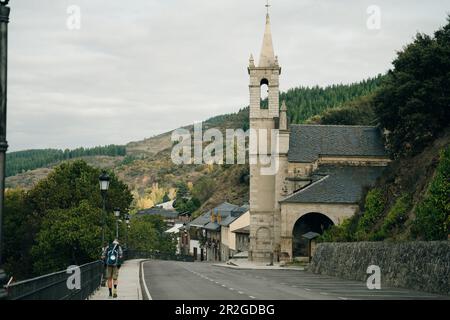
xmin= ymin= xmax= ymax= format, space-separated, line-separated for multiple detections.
xmin=3 ymin=250 xmax=193 ymax=300
xmin=5 ymin=260 xmax=103 ymax=300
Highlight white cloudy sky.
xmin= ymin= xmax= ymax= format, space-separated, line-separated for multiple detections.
xmin=7 ymin=0 xmax=450 ymax=151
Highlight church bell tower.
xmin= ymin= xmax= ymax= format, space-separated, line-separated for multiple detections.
xmin=248 ymin=4 xmax=281 ymax=262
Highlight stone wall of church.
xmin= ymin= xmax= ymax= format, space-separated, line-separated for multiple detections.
xmin=279 ymin=202 xmax=358 ymax=261
xmin=249 ymin=211 xmax=276 ymax=262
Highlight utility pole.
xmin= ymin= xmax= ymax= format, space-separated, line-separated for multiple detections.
xmin=0 ymin=0 xmax=10 ymax=300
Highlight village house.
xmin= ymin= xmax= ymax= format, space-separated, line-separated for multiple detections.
xmin=188 ymin=202 xmax=249 ymax=262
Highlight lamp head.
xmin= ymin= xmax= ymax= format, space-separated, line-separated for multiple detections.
xmin=99 ymin=171 xmax=110 ymax=192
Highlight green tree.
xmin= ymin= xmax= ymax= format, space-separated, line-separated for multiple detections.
xmin=162 ymin=193 xmax=170 ymax=203
xmin=3 ymin=189 xmax=36 ymax=279
xmin=128 ymin=215 xmax=177 ymax=254
xmin=192 ymin=177 xmax=216 ymax=202
xmin=412 ymin=147 xmax=450 ymax=240
xmin=312 ymin=94 xmax=377 ymax=126
xmin=3 ymin=160 xmax=133 ymax=278
xmin=27 ymin=160 xmax=132 ymax=216
xmin=355 ymin=188 xmax=386 ymax=240
xmin=175 ymin=181 xmax=189 ymax=199
xmin=374 ymin=16 xmax=450 ymax=157
xmin=31 ymin=201 xmax=106 ymax=275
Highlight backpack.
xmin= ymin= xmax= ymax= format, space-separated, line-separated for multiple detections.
xmin=106 ymin=244 xmax=119 ymax=266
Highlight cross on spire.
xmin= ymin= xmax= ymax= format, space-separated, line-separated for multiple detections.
xmin=265 ymin=0 xmax=271 ymax=15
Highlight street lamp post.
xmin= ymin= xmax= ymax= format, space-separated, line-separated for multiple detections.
xmin=99 ymin=171 xmax=110 ymax=245
xmin=125 ymin=214 xmax=130 ymax=249
xmin=114 ymin=208 xmax=120 ymax=240
xmin=0 ymin=0 xmax=10 ymax=300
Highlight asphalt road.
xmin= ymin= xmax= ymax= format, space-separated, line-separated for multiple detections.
xmin=142 ymin=260 xmax=448 ymax=300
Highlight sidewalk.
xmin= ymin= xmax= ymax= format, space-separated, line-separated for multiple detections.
xmin=89 ymin=259 xmax=145 ymax=300
xmin=213 ymin=258 xmax=305 ymax=271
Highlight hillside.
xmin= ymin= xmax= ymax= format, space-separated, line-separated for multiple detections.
xmin=5 ymin=145 xmax=126 ymax=177
xmin=5 ymin=76 xmax=383 ymax=215
xmin=321 ymin=129 xmax=450 ymax=242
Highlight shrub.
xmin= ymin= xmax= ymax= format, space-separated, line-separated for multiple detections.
xmin=380 ymin=193 xmax=411 ymax=235
xmin=412 ymin=147 xmax=450 ymax=240
xmin=355 ymin=188 xmax=386 ymax=240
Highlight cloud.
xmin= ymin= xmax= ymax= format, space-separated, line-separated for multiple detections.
xmin=6 ymin=0 xmax=450 ymax=151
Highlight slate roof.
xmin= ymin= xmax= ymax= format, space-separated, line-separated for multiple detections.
xmin=231 ymin=204 xmax=249 ymax=217
xmin=209 ymin=202 xmax=241 ymax=217
xmin=136 ymin=207 xmax=179 ymax=219
xmin=189 ymin=213 xmax=210 ymax=228
xmin=281 ymin=165 xmax=385 ymax=204
xmin=288 ymin=125 xmax=387 ymax=163
xmin=188 ymin=202 xmax=248 ymax=229
xmin=232 ymin=226 xmax=250 ymax=234
xmin=219 ymin=216 xmax=237 ymax=227
xmin=204 ymin=222 xmax=221 ymax=231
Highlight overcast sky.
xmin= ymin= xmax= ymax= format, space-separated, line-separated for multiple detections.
xmin=7 ymin=0 xmax=450 ymax=151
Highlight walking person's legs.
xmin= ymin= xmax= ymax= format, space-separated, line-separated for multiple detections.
xmin=112 ymin=266 xmax=119 ymax=298
xmin=106 ymin=266 xmax=114 ymax=297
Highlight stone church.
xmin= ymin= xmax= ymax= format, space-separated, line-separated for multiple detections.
xmin=248 ymin=12 xmax=390 ymax=262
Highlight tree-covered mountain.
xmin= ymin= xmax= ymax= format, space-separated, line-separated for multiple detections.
xmin=6 ymin=145 xmax=126 ymax=177
xmin=203 ymin=74 xmax=384 ymax=132
xmin=281 ymin=75 xmax=384 ymax=124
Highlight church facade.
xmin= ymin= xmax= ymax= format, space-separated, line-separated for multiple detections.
xmin=248 ymin=13 xmax=390 ymax=262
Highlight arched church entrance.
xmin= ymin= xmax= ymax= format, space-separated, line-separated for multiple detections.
xmin=292 ymin=213 xmax=334 ymax=257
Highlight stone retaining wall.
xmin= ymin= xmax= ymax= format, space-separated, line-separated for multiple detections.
xmin=310 ymin=241 xmax=450 ymax=295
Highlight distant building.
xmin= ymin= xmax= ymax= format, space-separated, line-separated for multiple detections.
xmin=165 ymin=223 xmax=185 ymax=255
xmin=136 ymin=207 xmax=189 ymax=227
xmin=232 ymin=226 xmax=250 ymax=254
xmin=189 ymin=202 xmax=249 ymax=262
xmin=229 ymin=211 xmax=250 ymax=256
xmin=156 ymin=199 xmax=175 ymax=210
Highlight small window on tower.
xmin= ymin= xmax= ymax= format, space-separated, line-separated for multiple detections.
xmin=260 ymin=78 xmax=269 ymax=109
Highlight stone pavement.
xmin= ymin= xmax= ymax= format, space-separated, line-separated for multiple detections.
xmin=89 ymin=259 xmax=145 ymax=300
xmin=213 ymin=258 xmax=304 ymax=271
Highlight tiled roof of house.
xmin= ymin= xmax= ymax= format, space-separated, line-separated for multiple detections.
xmin=288 ymin=125 xmax=387 ymax=163
xmin=281 ymin=165 xmax=385 ymax=204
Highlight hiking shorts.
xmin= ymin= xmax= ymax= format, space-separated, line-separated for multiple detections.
xmin=106 ymin=265 xmax=119 ymax=280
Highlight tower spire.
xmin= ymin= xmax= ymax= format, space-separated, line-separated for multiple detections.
xmin=265 ymin=0 xmax=271 ymax=15
xmin=259 ymin=0 xmax=276 ymax=67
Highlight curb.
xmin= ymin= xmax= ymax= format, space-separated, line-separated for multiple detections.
xmin=212 ymin=263 xmax=305 ymax=271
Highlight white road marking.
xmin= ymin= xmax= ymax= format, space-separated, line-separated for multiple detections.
xmin=249 ymin=295 xmax=256 ymax=299
xmin=238 ymin=291 xmax=244 ymax=295
xmin=141 ymin=261 xmax=152 ymax=300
